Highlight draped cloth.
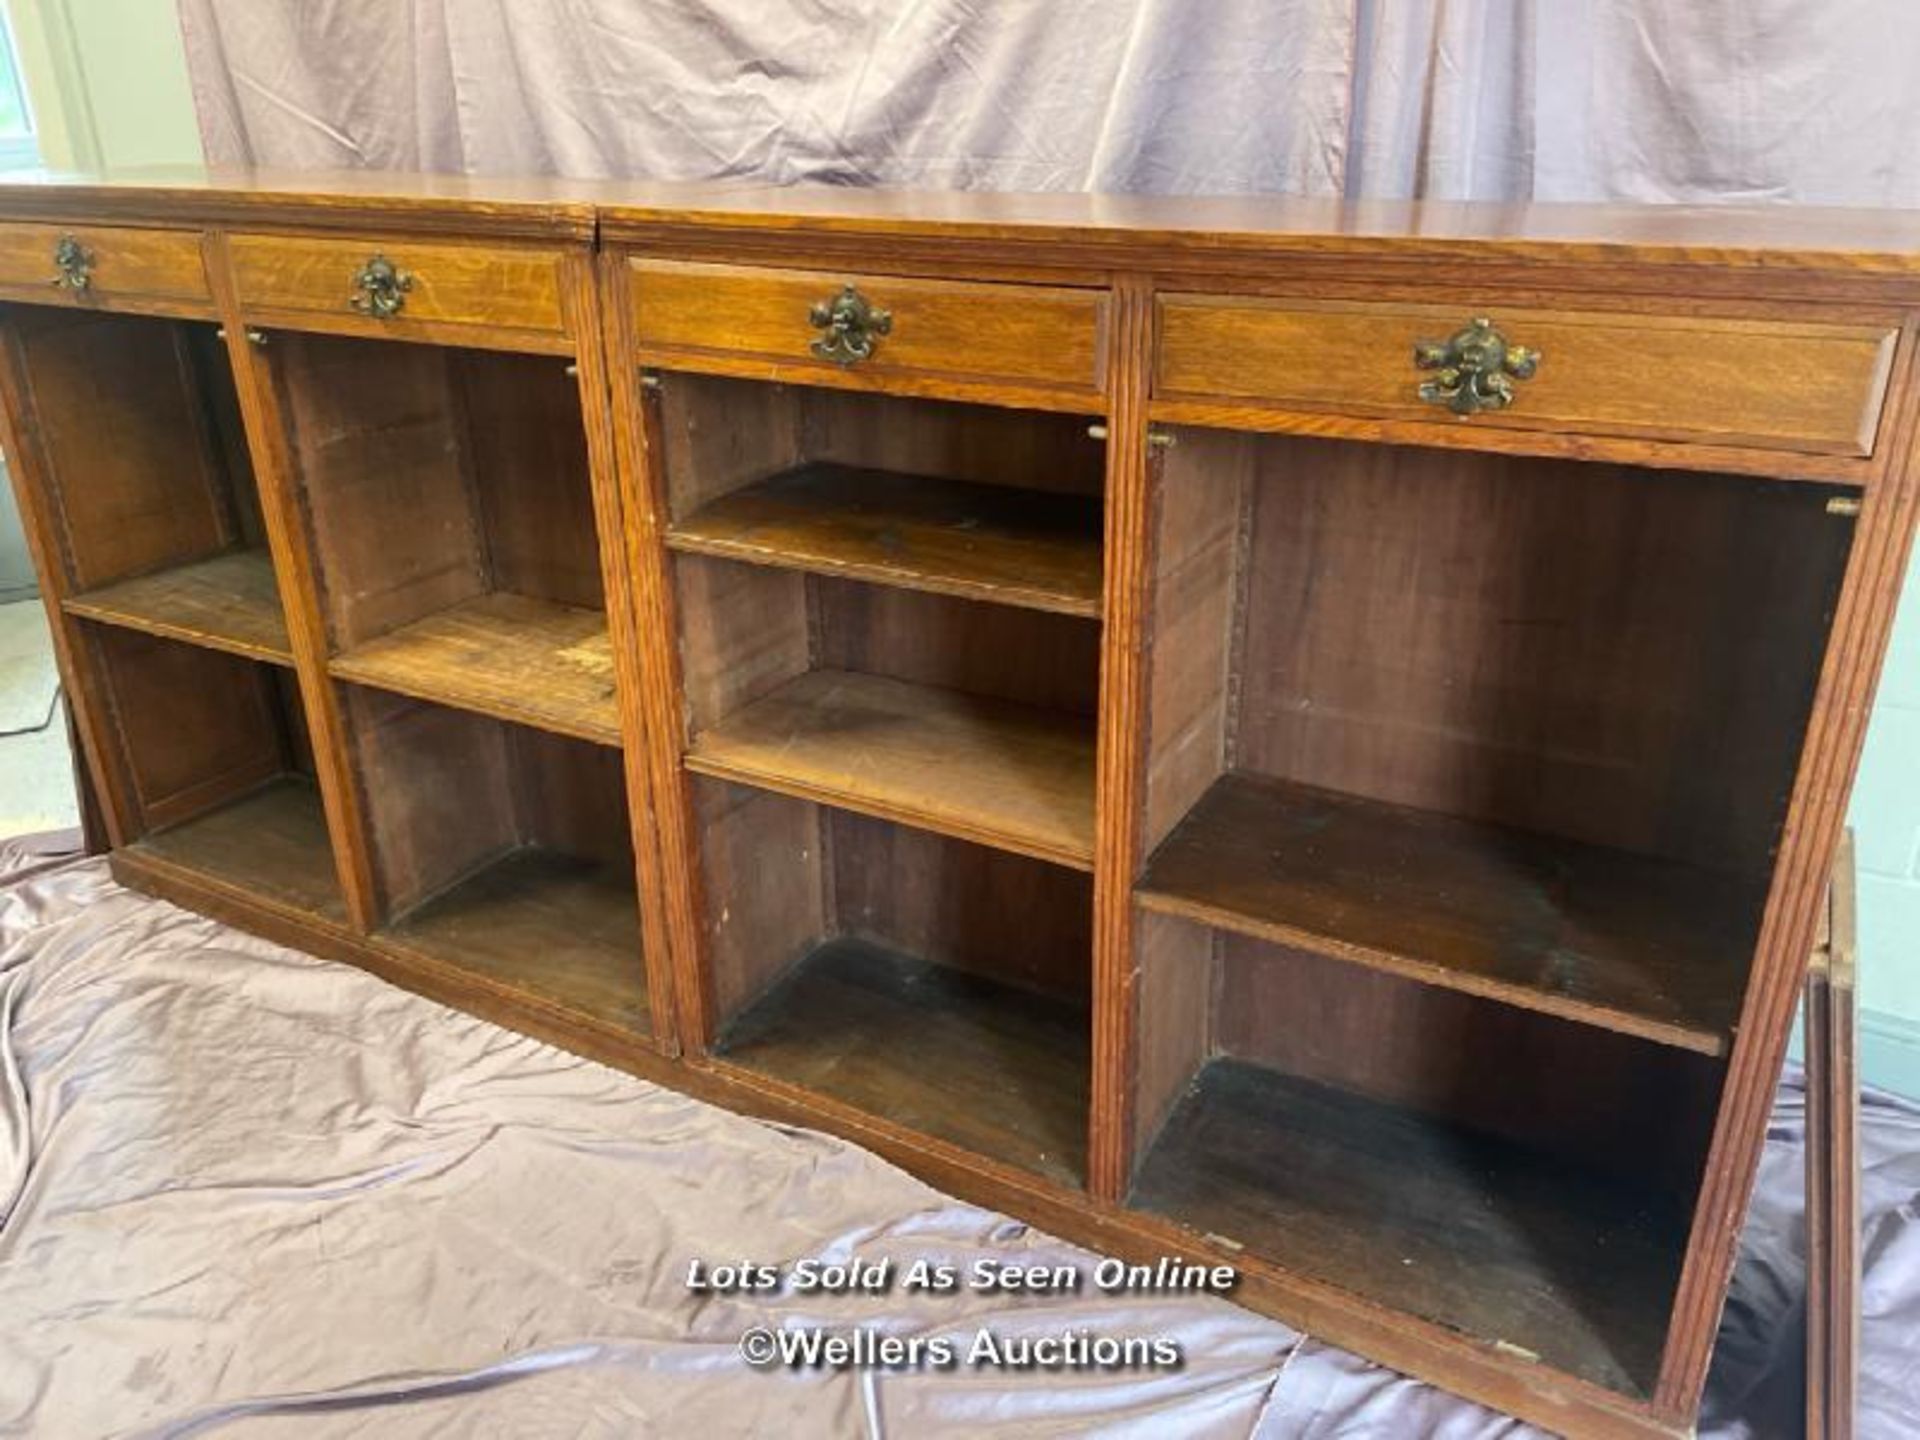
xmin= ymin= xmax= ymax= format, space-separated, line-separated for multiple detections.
xmin=3 ymin=844 xmax=1919 ymax=1435
xmin=177 ymin=1 xmax=1920 ymax=205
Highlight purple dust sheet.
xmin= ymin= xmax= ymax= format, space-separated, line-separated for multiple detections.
xmin=2 ymin=843 xmax=1914 ymax=1438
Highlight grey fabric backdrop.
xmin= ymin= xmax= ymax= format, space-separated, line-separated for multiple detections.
xmin=176 ymin=1 xmax=1920 ymax=205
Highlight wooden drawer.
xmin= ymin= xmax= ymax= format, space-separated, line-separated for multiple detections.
xmin=228 ymin=234 xmax=568 ymax=342
xmin=1156 ymin=296 xmax=1899 ymax=457
xmin=630 ymin=259 xmax=1107 ymax=399
xmin=0 ymin=221 xmax=209 ymax=310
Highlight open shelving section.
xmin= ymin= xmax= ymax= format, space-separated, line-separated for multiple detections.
xmin=273 ymin=333 xmax=624 ymax=747
xmin=5 ymin=304 xmax=292 ymax=674
xmin=704 ymin=795 xmax=1093 ymax=1187
xmin=1130 ymin=1055 xmax=1691 ymax=1395
xmin=0 ymin=202 xmax=663 ymax=1059
xmin=95 ymin=624 xmax=344 ymax=917
xmin=260 ymin=316 xmax=657 ymax=1043
xmin=653 ymin=373 xmax=1105 ymax=1180
xmin=1122 ymin=427 xmax=1855 ymax=1399
xmin=342 ymin=683 xmax=649 ymax=1033
xmin=328 ymin=590 xmax=618 ymax=746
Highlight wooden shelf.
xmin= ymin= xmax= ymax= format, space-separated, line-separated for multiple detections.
xmin=64 ymin=550 xmax=292 ymax=666
xmin=718 ymin=937 xmax=1089 ymax=1187
xmin=385 ymin=847 xmax=648 ymax=1034
xmin=330 ymin=592 xmax=621 ymax=747
xmin=130 ymin=777 xmax=342 ymax=918
xmin=687 ymin=669 xmax=1096 ymax=869
xmin=666 ymin=463 xmax=1103 ymax=616
xmin=1131 ymin=1059 xmax=1687 ymax=1398
xmin=1137 ymin=773 xmax=1761 ymax=1054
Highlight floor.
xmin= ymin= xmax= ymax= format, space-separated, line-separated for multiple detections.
xmin=0 ymin=598 xmax=78 ymax=839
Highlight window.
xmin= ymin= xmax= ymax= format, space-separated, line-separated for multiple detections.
xmin=0 ymin=12 xmax=37 ymax=170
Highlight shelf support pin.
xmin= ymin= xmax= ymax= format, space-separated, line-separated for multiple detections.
xmin=1826 ymin=496 xmax=1862 ymax=518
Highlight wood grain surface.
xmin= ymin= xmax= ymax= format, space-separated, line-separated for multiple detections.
xmin=666 ymin=461 xmax=1103 ymax=616
xmin=64 ymin=548 xmax=291 ymax=665
xmin=687 ymin=669 xmax=1096 ymax=869
xmin=1157 ymin=296 xmax=1898 ymax=456
xmin=1138 ymin=771 xmax=1764 ymax=1054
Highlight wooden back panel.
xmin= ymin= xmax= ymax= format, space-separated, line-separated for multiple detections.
xmin=656 ymin=373 xmax=803 ymax=520
xmin=1232 ymin=437 xmax=1853 ymax=876
xmin=654 ymin=374 xmax=1104 ymax=523
xmin=1143 ymin=429 xmax=1248 ymax=854
xmin=692 ymin=778 xmax=826 ymax=1022
xmin=828 ymin=808 xmax=1092 ymax=1001
xmin=507 ymin=724 xmax=632 ymax=866
xmin=1212 ymin=932 xmax=1723 ymax=1201
xmin=811 ymin=577 xmax=1100 ymax=716
xmin=674 ymin=553 xmax=811 ymax=733
xmin=452 ymin=350 xmax=604 ymax=609
xmin=799 ymin=388 xmax=1105 ymax=497
xmin=274 ymin=334 xmax=485 ymax=650
xmin=345 ymin=686 xmax=519 ymax=916
xmin=91 ymin=627 xmax=291 ymax=831
xmin=9 ymin=307 xmax=242 ymax=590
xmin=347 ymin=684 xmax=636 ymax=918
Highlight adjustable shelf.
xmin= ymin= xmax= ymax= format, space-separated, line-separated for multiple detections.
xmin=666 ymin=462 xmax=1104 ymax=617
xmin=1131 ymin=1058 xmax=1687 ymax=1397
xmin=329 ymin=592 xmax=618 ymax=746
xmin=64 ymin=549 xmax=292 ymax=667
xmin=1138 ymin=772 xmax=1762 ymax=1054
xmin=688 ymin=668 xmax=1096 ymax=869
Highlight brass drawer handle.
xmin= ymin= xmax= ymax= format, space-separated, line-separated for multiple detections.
xmin=349 ymin=254 xmax=413 ymax=318
xmin=1413 ymin=316 xmax=1539 ymax=415
xmin=50 ymin=233 xmax=92 ymax=292
xmin=808 ymin=283 xmax=891 ymax=366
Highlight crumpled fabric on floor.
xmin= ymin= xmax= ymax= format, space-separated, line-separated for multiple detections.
xmin=0 ymin=843 xmax=1912 ymax=1438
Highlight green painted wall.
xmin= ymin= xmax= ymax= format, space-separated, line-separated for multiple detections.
xmin=1849 ymin=544 xmax=1920 ymax=1094
xmin=7 ymin=0 xmax=202 ymax=170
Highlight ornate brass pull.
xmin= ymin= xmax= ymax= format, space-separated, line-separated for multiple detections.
xmin=808 ymin=284 xmax=891 ymax=366
xmin=349 ymin=254 xmax=413 ymax=318
xmin=50 ymin=233 xmax=92 ymax=292
xmin=1412 ymin=316 xmax=1540 ymax=415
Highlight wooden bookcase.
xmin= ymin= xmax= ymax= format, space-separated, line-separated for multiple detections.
xmin=4 ymin=174 xmax=1917 ymax=1439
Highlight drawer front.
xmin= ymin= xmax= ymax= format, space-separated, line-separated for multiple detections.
xmin=0 ymin=222 xmax=210 ymax=308
xmin=1157 ymin=297 xmax=1898 ymax=457
xmin=630 ymin=259 xmax=1107 ymax=396
xmin=228 ymin=234 xmax=568 ymax=338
